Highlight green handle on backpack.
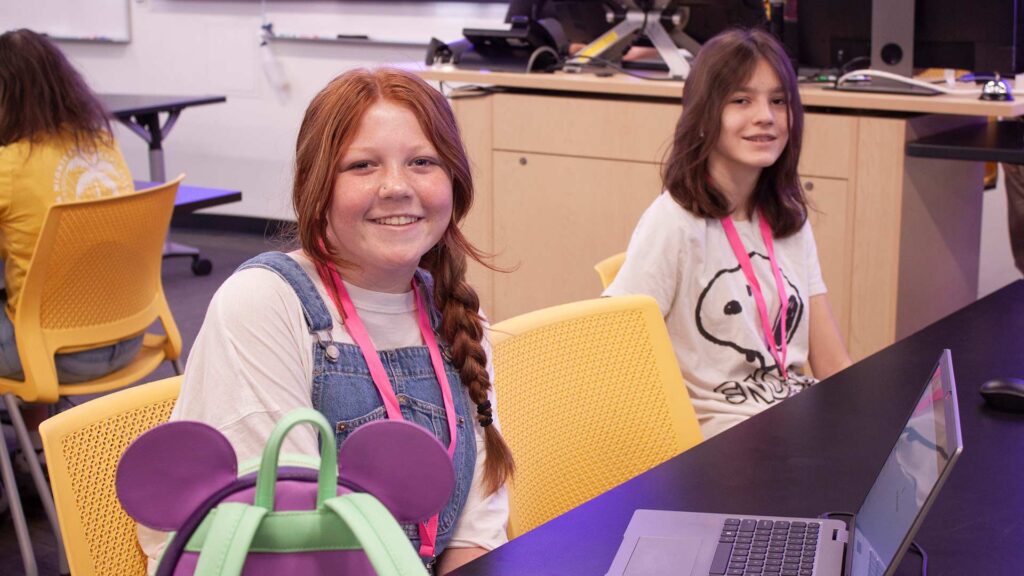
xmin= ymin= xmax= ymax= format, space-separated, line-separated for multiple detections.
xmin=253 ymin=407 xmax=338 ymax=511
xmin=196 ymin=409 xmax=427 ymax=575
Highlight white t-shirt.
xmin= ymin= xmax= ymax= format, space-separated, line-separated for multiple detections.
xmin=139 ymin=251 xmax=508 ymax=571
xmin=604 ymin=192 xmax=827 ymax=438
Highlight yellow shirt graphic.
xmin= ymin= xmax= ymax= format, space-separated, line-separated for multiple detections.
xmin=0 ymin=134 xmax=134 ymax=318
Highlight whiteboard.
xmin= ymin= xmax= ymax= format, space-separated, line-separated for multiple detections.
xmin=0 ymin=0 xmax=130 ymax=43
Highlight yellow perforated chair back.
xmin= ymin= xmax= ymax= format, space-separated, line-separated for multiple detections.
xmin=489 ymin=295 xmax=702 ymax=537
xmin=594 ymin=252 xmax=626 ymax=290
xmin=38 ymin=375 xmax=181 ymax=576
xmin=0 ymin=176 xmax=184 ymax=403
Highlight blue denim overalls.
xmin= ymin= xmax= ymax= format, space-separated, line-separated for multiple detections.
xmin=237 ymin=252 xmax=476 ymax=561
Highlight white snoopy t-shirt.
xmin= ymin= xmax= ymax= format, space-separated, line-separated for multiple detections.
xmin=605 ymin=192 xmax=827 ymax=438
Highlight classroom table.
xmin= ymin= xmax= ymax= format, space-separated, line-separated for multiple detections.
xmin=452 ymin=281 xmax=1024 ymax=575
xmin=99 ymin=93 xmax=227 ymax=182
xmin=99 ymin=94 xmax=228 ymax=275
xmin=134 ymin=180 xmax=241 ymax=275
xmin=907 ymin=119 xmax=1024 ymax=164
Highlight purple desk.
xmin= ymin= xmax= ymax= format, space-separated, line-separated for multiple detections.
xmin=453 ymin=282 xmax=1024 ymax=575
xmin=134 ymin=181 xmax=241 ymax=275
xmin=134 ymin=180 xmax=243 ymax=216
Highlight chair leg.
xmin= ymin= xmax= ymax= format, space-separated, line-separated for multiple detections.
xmin=172 ymin=358 xmax=183 ymax=375
xmin=3 ymin=393 xmax=69 ymax=574
xmin=0 ymin=418 xmax=39 ymax=576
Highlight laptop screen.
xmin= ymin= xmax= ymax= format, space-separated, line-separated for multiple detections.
xmin=850 ymin=351 xmax=962 ymax=576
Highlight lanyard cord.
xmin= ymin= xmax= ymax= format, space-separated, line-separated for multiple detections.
xmin=313 ymin=259 xmax=457 ymax=558
xmin=721 ymin=211 xmax=790 ymax=379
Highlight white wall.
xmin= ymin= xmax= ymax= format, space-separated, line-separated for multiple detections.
xmin=4 ymin=0 xmax=1019 ymax=297
xmin=28 ymin=0 xmax=507 ymax=221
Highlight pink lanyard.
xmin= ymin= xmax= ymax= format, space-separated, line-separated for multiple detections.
xmin=314 ymin=260 xmax=457 ymax=560
xmin=721 ymin=211 xmax=790 ymax=379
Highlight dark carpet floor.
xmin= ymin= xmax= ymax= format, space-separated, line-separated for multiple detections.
xmin=0 ymin=226 xmax=283 ymax=575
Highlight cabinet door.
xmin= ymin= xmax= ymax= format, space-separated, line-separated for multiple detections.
xmin=491 ymin=151 xmax=662 ymax=320
xmin=804 ymin=176 xmax=853 ymax=349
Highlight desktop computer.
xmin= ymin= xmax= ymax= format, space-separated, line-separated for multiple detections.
xmin=428 ymin=1 xmax=766 ymax=78
xmin=795 ymin=0 xmax=1024 ymax=76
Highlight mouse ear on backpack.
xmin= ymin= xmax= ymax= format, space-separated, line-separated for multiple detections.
xmin=338 ymin=420 xmax=455 ymax=523
xmin=116 ymin=421 xmax=239 ymax=531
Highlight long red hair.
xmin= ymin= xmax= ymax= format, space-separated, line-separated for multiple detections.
xmin=293 ymin=68 xmax=513 ymax=493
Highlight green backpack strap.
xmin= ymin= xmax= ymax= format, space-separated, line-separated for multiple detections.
xmin=193 ymin=502 xmax=268 ymax=576
xmin=324 ymin=493 xmax=429 ymax=576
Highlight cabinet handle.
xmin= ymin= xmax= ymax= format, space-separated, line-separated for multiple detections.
xmin=519 ymin=157 xmax=528 ymax=166
xmin=804 ymin=180 xmax=815 ymax=191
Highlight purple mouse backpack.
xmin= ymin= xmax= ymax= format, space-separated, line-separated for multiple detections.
xmin=116 ymin=407 xmax=454 ymax=575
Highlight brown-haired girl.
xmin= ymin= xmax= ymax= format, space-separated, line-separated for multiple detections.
xmin=0 ymin=29 xmax=141 ymax=382
xmin=605 ymin=28 xmax=851 ymax=438
xmin=150 ymin=68 xmax=512 ymax=573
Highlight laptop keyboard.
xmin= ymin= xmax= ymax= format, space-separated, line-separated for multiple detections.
xmin=709 ymin=518 xmax=820 ymax=576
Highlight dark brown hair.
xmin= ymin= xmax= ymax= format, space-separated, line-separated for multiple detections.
xmin=662 ymin=28 xmax=806 ymax=237
xmin=0 ymin=29 xmax=112 ymax=149
xmin=293 ymin=68 xmax=513 ymax=493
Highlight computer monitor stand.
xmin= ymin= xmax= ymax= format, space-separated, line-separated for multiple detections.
xmin=833 ymin=0 xmax=938 ymax=96
xmin=563 ymin=1 xmax=694 ymax=80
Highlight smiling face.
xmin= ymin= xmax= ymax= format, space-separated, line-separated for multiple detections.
xmin=708 ymin=58 xmax=790 ymax=195
xmin=326 ymin=100 xmax=454 ymax=293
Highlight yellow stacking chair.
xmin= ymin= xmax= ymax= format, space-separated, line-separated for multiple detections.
xmin=38 ymin=375 xmax=181 ymax=576
xmin=594 ymin=252 xmax=626 ymax=290
xmin=489 ymin=295 xmax=702 ymax=537
xmin=0 ymin=176 xmax=184 ymax=576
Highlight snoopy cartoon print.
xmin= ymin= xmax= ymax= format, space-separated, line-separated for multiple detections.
xmin=695 ymin=252 xmax=803 ymax=374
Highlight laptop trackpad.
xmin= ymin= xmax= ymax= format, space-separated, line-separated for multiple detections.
xmin=624 ymin=536 xmax=702 ymax=576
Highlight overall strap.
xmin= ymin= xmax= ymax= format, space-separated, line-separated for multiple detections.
xmin=413 ymin=268 xmax=443 ymax=336
xmin=236 ymin=252 xmax=333 ymax=334
xmin=324 ymin=493 xmax=429 ymax=576
xmin=192 ymin=503 xmax=268 ymax=576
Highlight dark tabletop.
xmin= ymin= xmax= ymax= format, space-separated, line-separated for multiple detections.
xmin=906 ymin=120 xmax=1024 ymax=164
xmin=453 ymin=282 xmax=1024 ymax=575
xmin=98 ymin=94 xmax=227 ymax=118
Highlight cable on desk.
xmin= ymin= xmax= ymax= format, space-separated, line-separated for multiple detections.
xmin=835 ymin=69 xmax=982 ymax=96
xmin=527 ymin=46 xmax=561 ymax=74
xmin=840 ymin=57 xmax=871 ymax=75
xmin=908 ymin=541 xmax=928 ymax=576
xmin=820 ymin=511 xmax=928 ymax=576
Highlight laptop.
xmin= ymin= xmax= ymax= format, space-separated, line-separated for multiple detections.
xmin=606 ymin=350 xmax=963 ymax=576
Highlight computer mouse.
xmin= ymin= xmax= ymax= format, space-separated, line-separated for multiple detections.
xmin=979 ymin=378 xmax=1024 ymax=413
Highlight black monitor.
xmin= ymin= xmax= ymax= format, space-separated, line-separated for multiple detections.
xmin=675 ymin=0 xmax=768 ymax=46
xmin=507 ymin=0 xmax=765 ymax=77
xmin=505 ymin=0 xmax=616 ymax=45
xmin=796 ymin=0 xmax=1024 ymax=75
xmin=507 ymin=1 xmax=766 ymax=52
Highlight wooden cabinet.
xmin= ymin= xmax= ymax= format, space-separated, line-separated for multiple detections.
xmin=443 ymin=77 xmax=986 ymax=361
xmin=804 ymin=176 xmax=853 ymax=344
xmin=491 ymin=151 xmax=661 ymax=319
